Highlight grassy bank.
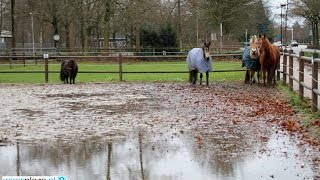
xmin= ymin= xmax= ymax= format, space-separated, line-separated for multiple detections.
xmin=0 ymin=60 xmax=244 ymax=83
xmin=279 ymin=84 xmax=320 ymax=142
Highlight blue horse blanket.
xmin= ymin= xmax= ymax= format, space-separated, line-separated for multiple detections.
xmin=186 ymin=48 xmax=212 ymax=73
xmin=242 ymin=46 xmax=260 ymax=70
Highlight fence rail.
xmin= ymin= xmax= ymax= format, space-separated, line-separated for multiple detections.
xmin=281 ymin=49 xmax=320 ymax=111
xmin=0 ymin=53 xmax=244 ymax=82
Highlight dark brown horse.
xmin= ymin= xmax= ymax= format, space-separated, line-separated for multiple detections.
xmin=60 ymin=59 xmax=78 ymax=84
xmin=258 ymin=34 xmax=280 ymax=86
xmin=186 ymin=42 xmax=212 ymax=86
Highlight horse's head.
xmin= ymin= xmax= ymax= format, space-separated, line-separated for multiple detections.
xmin=258 ymin=34 xmax=271 ymax=51
xmin=249 ymin=35 xmax=260 ymax=59
xmin=202 ymin=41 xmax=211 ymax=61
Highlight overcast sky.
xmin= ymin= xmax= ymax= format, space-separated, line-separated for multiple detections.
xmin=264 ymin=0 xmax=305 ymax=27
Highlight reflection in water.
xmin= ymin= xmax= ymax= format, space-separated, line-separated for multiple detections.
xmin=107 ymin=142 xmax=112 ymax=180
xmin=0 ymin=131 xmax=316 ymax=180
xmin=139 ymin=133 xmax=145 ymax=180
xmin=16 ymin=142 xmax=20 ymax=176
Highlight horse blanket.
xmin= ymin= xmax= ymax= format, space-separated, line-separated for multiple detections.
xmin=186 ymin=48 xmax=213 ymax=73
xmin=242 ymin=46 xmax=260 ymax=70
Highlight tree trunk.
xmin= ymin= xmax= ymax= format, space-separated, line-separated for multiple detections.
xmin=53 ymin=16 xmax=59 ymax=48
xmin=80 ymin=1 xmax=85 ymax=49
xmin=103 ymin=0 xmax=112 ymax=49
xmin=11 ymin=0 xmax=15 ymax=49
xmin=315 ymin=21 xmax=319 ymax=48
xmin=135 ymin=18 xmax=141 ymax=52
xmin=177 ymin=0 xmax=182 ymax=50
xmin=65 ymin=23 xmax=70 ymax=48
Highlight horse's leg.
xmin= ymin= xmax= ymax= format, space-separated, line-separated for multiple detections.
xmin=257 ymin=70 xmax=261 ymax=84
xmin=272 ymin=68 xmax=277 ymax=86
xmin=267 ymin=69 xmax=272 ymax=86
xmin=262 ymin=68 xmax=266 ymax=86
xmin=206 ymin=71 xmax=209 ymax=86
xmin=192 ymin=70 xmax=197 ymax=85
xmin=245 ymin=70 xmax=250 ymax=84
xmin=189 ymin=72 xmax=192 ymax=83
xmin=250 ymin=70 xmax=255 ymax=85
xmin=200 ymin=73 xmax=203 ymax=85
xmin=71 ymin=75 xmax=74 ymax=84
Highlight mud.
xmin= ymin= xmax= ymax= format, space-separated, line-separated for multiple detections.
xmin=0 ymin=82 xmax=319 ymax=179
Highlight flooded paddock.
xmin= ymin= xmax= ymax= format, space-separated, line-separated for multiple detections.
xmin=0 ymin=83 xmax=319 ymax=179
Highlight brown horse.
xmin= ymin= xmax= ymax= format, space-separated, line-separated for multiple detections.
xmin=258 ymin=34 xmax=280 ymax=86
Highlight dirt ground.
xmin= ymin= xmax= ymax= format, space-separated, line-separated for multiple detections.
xmin=0 ymin=82 xmax=319 ymax=170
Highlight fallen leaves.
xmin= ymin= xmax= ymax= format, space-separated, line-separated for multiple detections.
xmin=280 ymin=119 xmax=301 ymax=132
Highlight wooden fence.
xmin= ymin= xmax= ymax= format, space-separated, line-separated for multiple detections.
xmin=0 ymin=53 xmax=244 ymax=82
xmin=281 ymin=49 xmax=320 ymax=111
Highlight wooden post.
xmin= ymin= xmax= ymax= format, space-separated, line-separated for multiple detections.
xmin=283 ymin=49 xmax=288 ymax=84
xmin=298 ymin=51 xmax=304 ymax=101
xmin=23 ymin=52 xmax=25 ymax=67
xmin=44 ymin=56 xmax=48 ymax=83
xmin=277 ymin=51 xmax=281 ymax=81
xmin=289 ymin=49 xmax=293 ymax=91
xmin=311 ymin=52 xmax=319 ymax=112
xmin=119 ymin=53 xmax=123 ymax=81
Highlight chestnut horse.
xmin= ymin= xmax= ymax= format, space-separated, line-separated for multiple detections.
xmin=258 ymin=34 xmax=280 ymax=86
xmin=243 ymin=35 xmax=261 ymax=85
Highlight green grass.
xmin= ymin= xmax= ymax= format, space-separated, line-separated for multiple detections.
xmin=279 ymin=84 xmax=320 ymax=141
xmin=0 ymin=60 xmax=245 ymax=83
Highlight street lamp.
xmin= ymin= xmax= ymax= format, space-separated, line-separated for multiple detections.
xmin=30 ymin=12 xmax=35 ymax=57
xmin=280 ymin=4 xmax=286 ymax=46
xmin=287 ymin=27 xmax=293 ymax=42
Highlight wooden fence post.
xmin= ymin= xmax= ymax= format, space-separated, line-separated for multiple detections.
xmin=283 ymin=49 xmax=288 ymax=84
xmin=289 ymin=49 xmax=294 ymax=91
xmin=22 ymin=53 xmax=26 ymax=67
xmin=119 ymin=53 xmax=123 ymax=81
xmin=298 ymin=51 xmax=304 ymax=101
xmin=44 ymin=56 xmax=48 ymax=83
xmin=312 ymin=52 xmax=319 ymax=112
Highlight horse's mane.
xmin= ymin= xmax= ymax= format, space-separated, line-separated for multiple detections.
xmin=260 ymin=35 xmax=272 ymax=50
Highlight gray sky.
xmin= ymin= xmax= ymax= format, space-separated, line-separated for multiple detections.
xmin=264 ymin=0 xmax=305 ymax=27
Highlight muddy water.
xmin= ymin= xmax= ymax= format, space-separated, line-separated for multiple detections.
xmin=0 ymin=83 xmax=319 ymax=179
xmin=0 ymin=130 xmax=317 ymax=180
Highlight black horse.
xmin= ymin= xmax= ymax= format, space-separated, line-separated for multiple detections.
xmin=60 ymin=59 xmax=78 ymax=84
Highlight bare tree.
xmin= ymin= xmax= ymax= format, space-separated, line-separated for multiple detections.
xmin=291 ymin=0 xmax=320 ymax=48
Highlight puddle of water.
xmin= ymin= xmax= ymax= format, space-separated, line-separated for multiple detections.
xmin=0 ymin=131 xmax=316 ymax=180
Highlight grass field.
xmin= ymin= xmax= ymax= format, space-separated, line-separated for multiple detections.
xmin=0 ymin=60 xmax=245 ymax=83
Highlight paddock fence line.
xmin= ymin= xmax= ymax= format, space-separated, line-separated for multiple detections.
xmin=0 ymin=53 xmax=244 ymax=83
xmin=280 ymin=49 xmax=320 ymax=112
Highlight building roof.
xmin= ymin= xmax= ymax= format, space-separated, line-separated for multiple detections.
xmin=0 ymin=30 xmax=12 ymax=38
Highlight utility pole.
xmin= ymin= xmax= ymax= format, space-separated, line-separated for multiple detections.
xmin=284 ymin=0 xmax=288 ymax=49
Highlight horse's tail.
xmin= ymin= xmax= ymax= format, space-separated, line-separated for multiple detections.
xmin=60 ymin=60 xmax=66 ymax=81
xmin=73 ymin=62 xmax=78 ymax=78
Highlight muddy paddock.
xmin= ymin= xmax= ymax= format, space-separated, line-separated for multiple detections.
xmin=0 ymin=82 xmax=319 ymax=179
